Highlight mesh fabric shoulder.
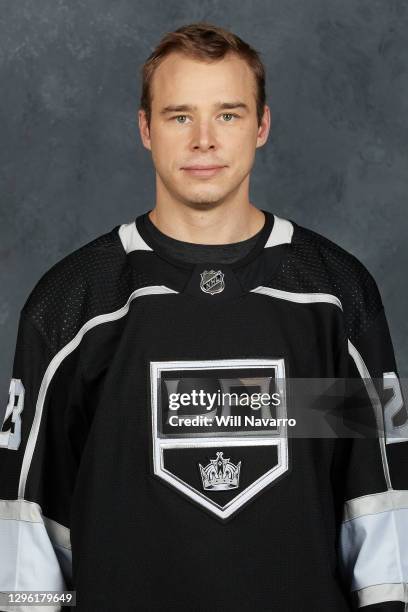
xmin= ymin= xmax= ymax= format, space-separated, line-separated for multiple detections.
xmin=271 ymin=222 xmax=384 ymax=345
xmin=22 ymin=226 xmax=152 ymax=353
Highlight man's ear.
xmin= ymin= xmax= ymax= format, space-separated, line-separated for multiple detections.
xmin=256 ymin=104 xmax=271 ymax=149
xmin=138 ymin=109 xmax=152 ymax=151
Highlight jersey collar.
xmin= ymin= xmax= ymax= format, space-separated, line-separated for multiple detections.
xmin=119 ymin=208 xmax=294 ymax=271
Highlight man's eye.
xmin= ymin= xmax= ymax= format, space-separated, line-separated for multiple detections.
xmin=221 ymin=113 xmax=239 ymax=121
xmin=171 ymin=113 xmax=239 ymax=123
xmin=173 ymin=115 xmax=189 ymax=123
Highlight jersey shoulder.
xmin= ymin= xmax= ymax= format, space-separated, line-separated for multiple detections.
xmin=274 ymin=218 xmax=384 ymax=342
xmin=21 ymin=225 xmax=142 ymax=352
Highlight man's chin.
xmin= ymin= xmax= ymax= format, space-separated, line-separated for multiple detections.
xmin=180 ymin=189 xmax=228 ymax=207
xmin=182 ymin=198 xmax=224 ymax=210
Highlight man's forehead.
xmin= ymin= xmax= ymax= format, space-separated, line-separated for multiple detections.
xmin=151 ymin=53 xmax=256 ymax=107
xmin=154 ymin=52 xmax=254 ymax=86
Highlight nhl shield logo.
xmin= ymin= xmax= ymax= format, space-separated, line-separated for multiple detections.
xmin=200 ymin=270 xmax=225 ymax=294
xmin=149 ymin=358 xmax=289 ymax=521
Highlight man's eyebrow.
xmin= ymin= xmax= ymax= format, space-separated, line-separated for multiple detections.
xmin=159 ymin=101 xmax=250 ymax=115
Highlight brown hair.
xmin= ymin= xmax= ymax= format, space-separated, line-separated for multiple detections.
xmin=140 ymin=22 xmax=266 ymax=128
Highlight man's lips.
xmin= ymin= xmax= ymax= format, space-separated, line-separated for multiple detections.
xmin=181 ymin=165 xmax=226 ymax=177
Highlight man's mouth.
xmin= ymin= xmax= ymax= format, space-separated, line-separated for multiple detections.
xmin=182 ymin=165 xmax=226 ymax=178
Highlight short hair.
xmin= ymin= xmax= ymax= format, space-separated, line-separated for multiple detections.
xmin=140 ymin=22 xmax=266 ymax=128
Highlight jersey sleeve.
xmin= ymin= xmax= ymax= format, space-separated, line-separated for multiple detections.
xmin=0 ymin=309 xmax=86 ymax=612
xmin=334 ymin=286 xmax=408 ymax=610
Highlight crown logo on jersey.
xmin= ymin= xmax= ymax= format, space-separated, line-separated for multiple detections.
xmin=200 ymin=270 xmax=225 ymax=295
xmin=199 ymin=451 xmax=241 ymax=490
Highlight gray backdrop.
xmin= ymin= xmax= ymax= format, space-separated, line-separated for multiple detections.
xmin=1 ymin=1 xmax=407 ymax=418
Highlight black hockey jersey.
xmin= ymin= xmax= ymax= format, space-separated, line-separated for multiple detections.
xmin=1 ymin=209 xmax=407 ymax=611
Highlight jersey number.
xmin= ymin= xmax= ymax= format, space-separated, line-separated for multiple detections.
xmin=0 ymin=378 xmax=25 ymax=450
xmin=383 ymin=372 xmax=408 ymax=444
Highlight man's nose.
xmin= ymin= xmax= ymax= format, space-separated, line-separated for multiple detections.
xmin=191 ymin=120 xmax=217 ymax=150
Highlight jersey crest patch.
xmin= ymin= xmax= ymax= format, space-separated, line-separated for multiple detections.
xmin=149 ymin=358 xmax=289 ymax=521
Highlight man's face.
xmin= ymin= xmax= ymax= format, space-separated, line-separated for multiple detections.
xmin=138 ymin=51 xmax=270 ymax=209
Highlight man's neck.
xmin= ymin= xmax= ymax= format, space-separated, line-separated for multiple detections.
xmin=148 ymin=203 xmax=265 ymax=245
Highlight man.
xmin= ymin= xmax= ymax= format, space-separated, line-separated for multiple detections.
xmin=0 ymin=22 xmax=407 ymax=612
